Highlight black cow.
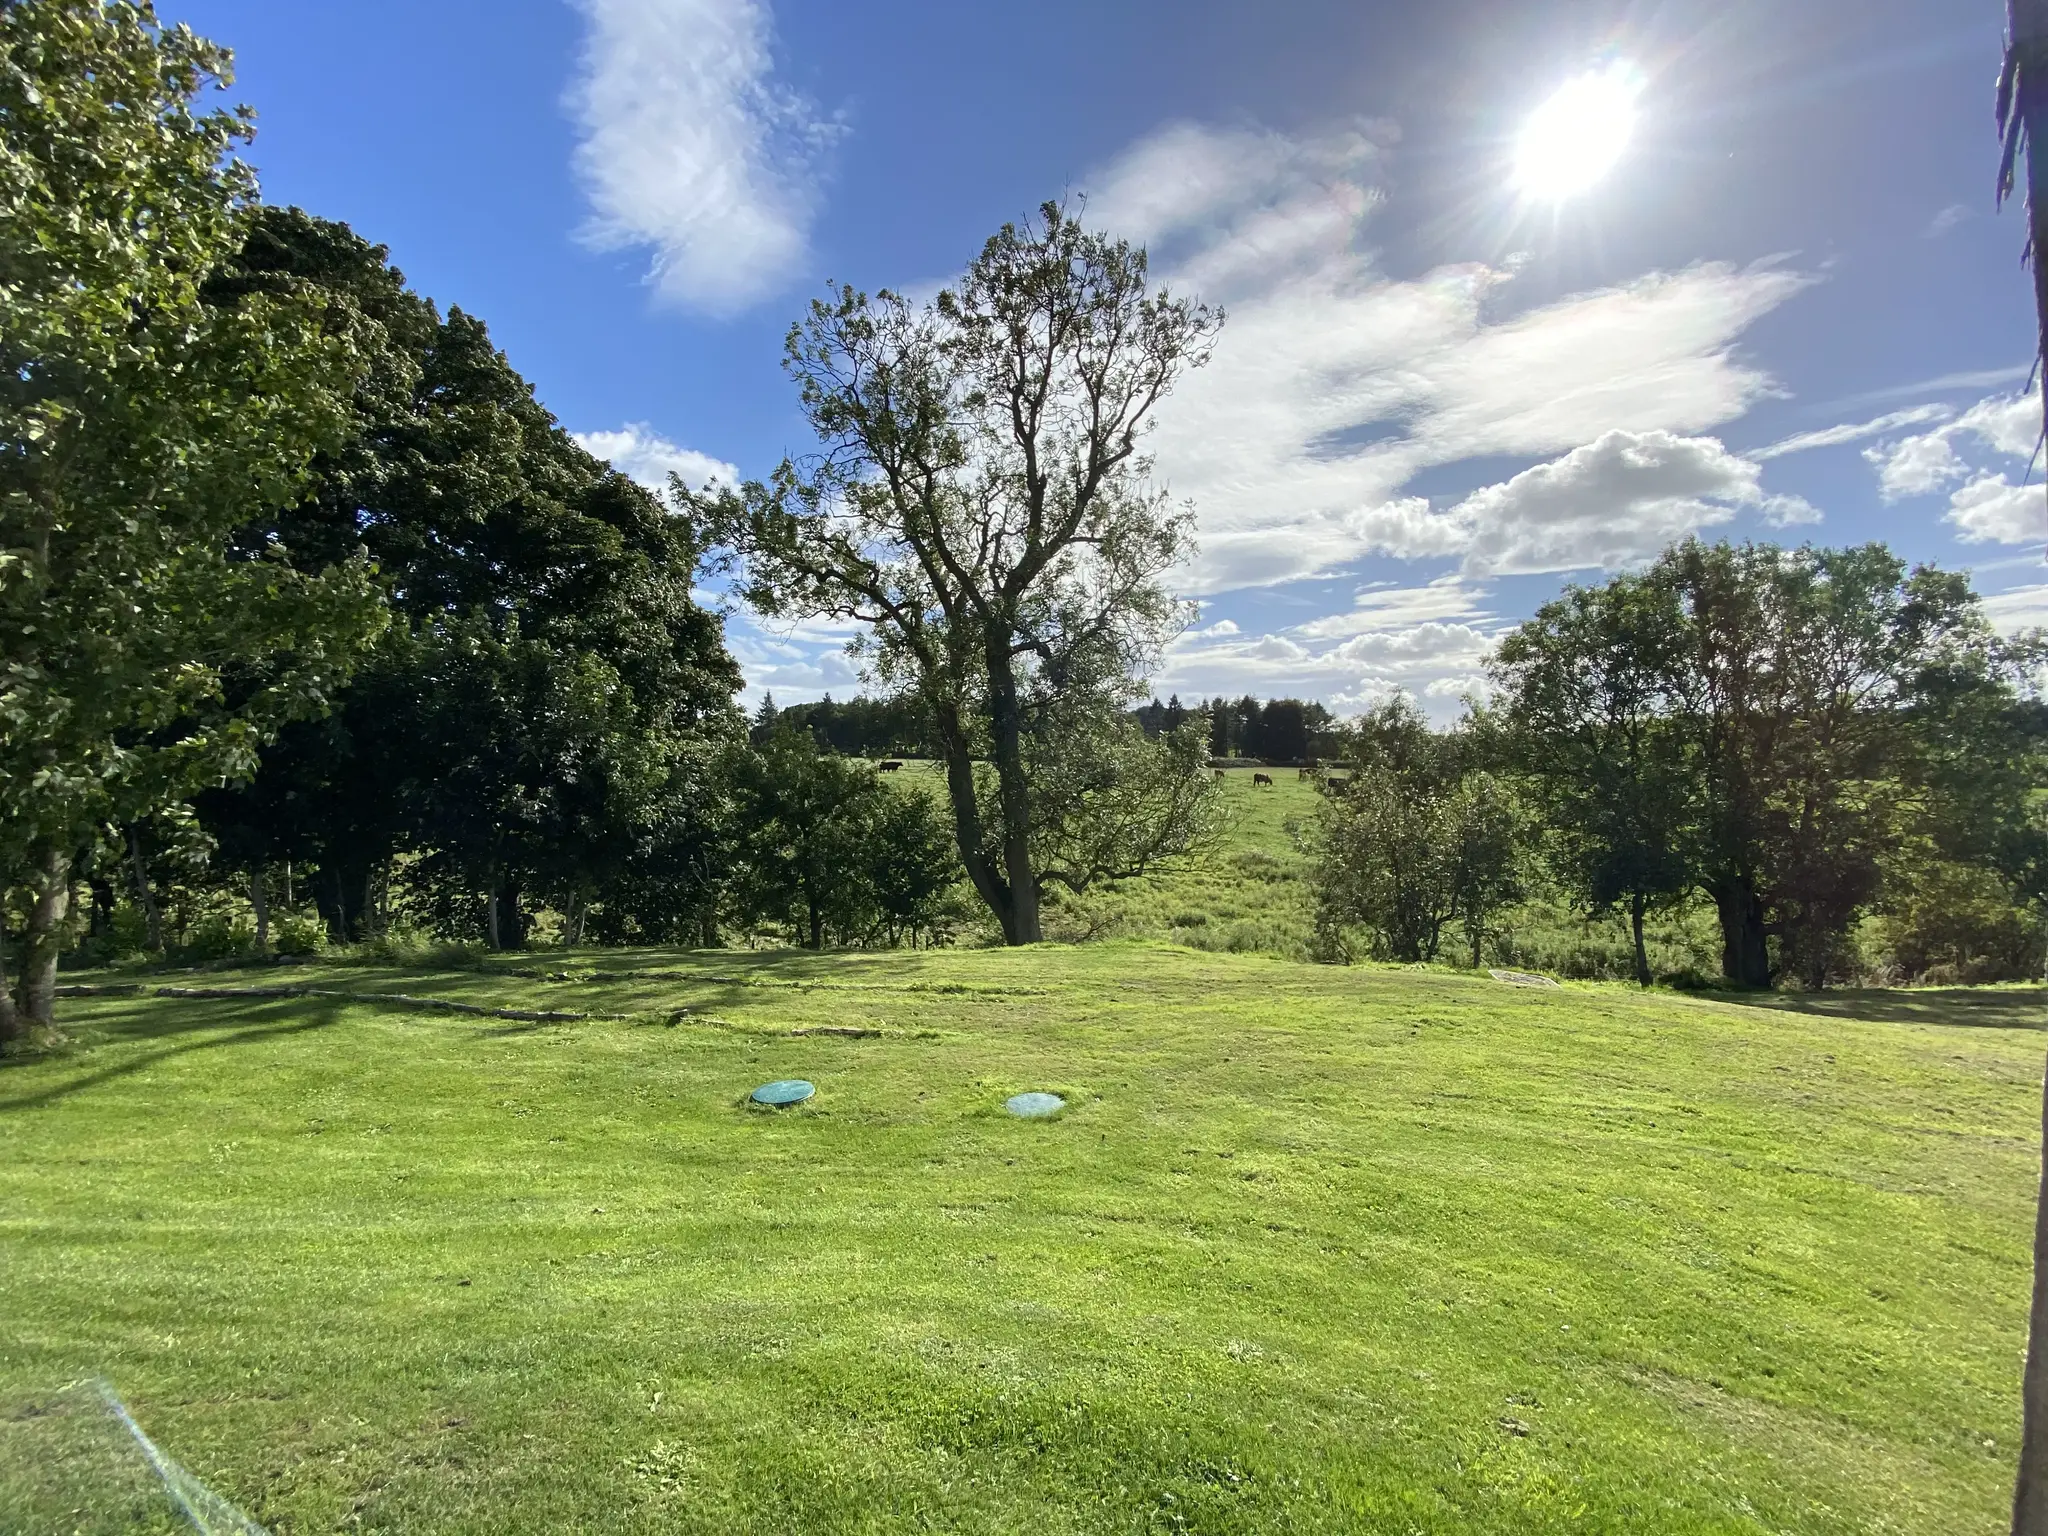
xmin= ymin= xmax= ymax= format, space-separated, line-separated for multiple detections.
xmin=878 ymin=761 xmax=904 ymax=772
xmin=1252 ymin=772 xmax=1274 ymax=788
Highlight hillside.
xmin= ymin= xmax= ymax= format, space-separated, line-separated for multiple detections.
xmin=1 ymin=944 xmax=2039 ymax=1532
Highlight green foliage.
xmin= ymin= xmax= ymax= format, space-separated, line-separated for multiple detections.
xmin=708 ymin=203 xmax=1222 ymax=943
xmin=190 ymin=210 xmax=744 ymax=949
xmin=1493 ymin=540 xmax=2048 ymax=989
xmin=0 ymin=1 xmax=384 ymax=1034
xmin=1309 ymin=701 xmax=1526 ymax=965
xmin=735 ymin=729 xmax=962 ymax=948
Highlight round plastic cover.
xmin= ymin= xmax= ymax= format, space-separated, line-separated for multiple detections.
xmin=751 ymin=1079 xmax=815 ymax=1107
xmin=1005 ymin=1091 xmax=1065 ymax=1118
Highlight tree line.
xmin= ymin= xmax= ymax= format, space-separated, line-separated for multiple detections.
xmin=5 ymin=3 xmax=2044 ymax=1045
xmin=1311 ymin=542 xmax=2047 ymax=990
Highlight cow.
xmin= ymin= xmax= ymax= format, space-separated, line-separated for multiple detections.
xmin=878 ymin=761 xmax=904 ymax=772
xmin=1297 ymin=767 xmax=1314 ymax=781
xmin=1324 ymin=773 xmax=1350 ymax=791
xmin=1213 ymin=768 xmax=1227 ymax=781
xmin=1252 ymin=772 xmax=1274 ymax=788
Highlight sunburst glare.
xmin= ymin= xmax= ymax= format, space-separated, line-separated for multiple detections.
xmin=1515 ymin=64 xmax=1644 ymax=202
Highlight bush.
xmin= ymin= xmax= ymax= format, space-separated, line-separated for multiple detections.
xmin=1879 ymin=862 xmax=2044 ymax=985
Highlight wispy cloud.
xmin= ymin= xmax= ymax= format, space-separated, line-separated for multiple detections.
xmin=1819 ymin=363 xmax=2034 ymax=413
xmin=565 ymin=0 xmax=841 ymax=315
xmin=1080 ymin=122 xmax=1815 ymax=593
xmin=573 ymin=422 xmax=738 ymax=492
xmin=1926 ymin=203 xmax=1972 ymax=239
xmin=1755 ymin=403 xmax=1952 ymax=460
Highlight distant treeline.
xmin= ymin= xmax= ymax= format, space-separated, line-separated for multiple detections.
xmin=760 ymin=690 xmax=1346 ymax=765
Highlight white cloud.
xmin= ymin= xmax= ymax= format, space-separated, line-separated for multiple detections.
xmin=1821 ymin=364 xmax=2034 ymax=413
xmin=573 ymin=422 xmax=739 ymax=492
xmin=1078 ymin=122 xmax=1815 ymax=594
xmin=1981 ymin=583 xmax=2048 ymax=633
xmin=1295 ymin=575 xmax=1490 ymax=639
xmin=566 ymin=0 xmax=839 ymax=314
xmin=1755 ymin=403 xmax=1951 ymax=460
xmin=1926 ymin=203 xmax=1972 ymax=238
xmin=1865 ymin=389 xmax=2044 ymax=502
xmin=1948 ymin=475 xmax=2044 ymax=545
xmin=1448 ymin=429 xmax=1799 ymax=577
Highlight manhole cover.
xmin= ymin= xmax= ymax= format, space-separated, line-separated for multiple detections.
xmin=751 ymin=1079 xmax=815 ymax=1107
xmin=1005 ymin=1092 xmax=1065 ymax=1118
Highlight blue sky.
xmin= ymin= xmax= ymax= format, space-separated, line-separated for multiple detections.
xmin=179 ymin=0 xmax=2042 ymax=712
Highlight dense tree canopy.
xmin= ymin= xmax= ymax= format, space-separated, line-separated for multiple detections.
xmin=0 ymin=1 xmax=383 ymax=1038
xmin=193 ymin=209 xmax=744 ymax=948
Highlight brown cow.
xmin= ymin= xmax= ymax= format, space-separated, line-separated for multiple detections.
xmin=878 ymin=761 xmax=903 ymax=772
xmin=1297 ymin=767 xmax=1313 ymax=781
xmin=1213 ymin=768 xmax=1226 ymax=781
xmin=1252 ymin=772 xmax=1273 ymax=788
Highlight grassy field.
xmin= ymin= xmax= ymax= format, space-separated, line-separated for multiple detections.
xmin=1 ymin=942 xmax=2042 ymax=1532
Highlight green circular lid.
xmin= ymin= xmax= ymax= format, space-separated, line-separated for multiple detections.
xmin=751 ymin=1079 xmax=815 ymax=1107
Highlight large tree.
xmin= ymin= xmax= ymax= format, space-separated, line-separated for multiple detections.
xmin=1493 ymin=575 xmax=1692 ymax=986
xmin=1496 ymin=541 xmax=2013 ymax=990
xmin=196 ymin=210 xmax=744 ymax=948
xmin=0 ymin=2 xmax=382 ymax=1042
xmin=708 ymin=204 xmax=1223 ymax=943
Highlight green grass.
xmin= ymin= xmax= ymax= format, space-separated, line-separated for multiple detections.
xmin=2 ymin=943 xmax=2041 ymax=1532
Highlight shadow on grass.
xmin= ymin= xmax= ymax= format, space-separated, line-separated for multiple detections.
xmin=0 ymin=999 xmax=350 ymax=1113
xmin=1719 ymin=986 xmax=2047 ymax=1031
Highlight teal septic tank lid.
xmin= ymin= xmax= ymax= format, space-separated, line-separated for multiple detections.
xmin=751 ymin=1079 xmax=815 ymax=1107
xmin=1005 ymin=1091 xmax=1065 ymax=1118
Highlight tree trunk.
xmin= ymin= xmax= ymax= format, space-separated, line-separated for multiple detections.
xmin=488 ymin=880 xmax=503 ymax=951
xmin=1709 ymin=874 xmax=1771 ymax=988
xmin=984 ymin=643 xmax=1041 ymax=945
xmin=0 ymin=912 xmax=21 ymax=1049
xmin=2018 ymin=1053 xmax=2048 ymax=1535
xmin=127 ymin=826 xmax=163 ymax=952
xmin=250 ymin=867 xmax=270 ymax=954
xmin=1631 ymin=891 xmax=1651 ymax=988
xmin=807 ymin=892 xmax=823 ymax=951
xmin=932 ymin=699 xmax=1016 ymax=938
xmin=564 ymin=892 xmax=587 ymax=947
xmin=21 ymin=847 xmax=73 ymax=1034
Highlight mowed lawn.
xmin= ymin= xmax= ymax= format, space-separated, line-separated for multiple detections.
xmin=0 ymin=946 xmax=2041 ymax=1533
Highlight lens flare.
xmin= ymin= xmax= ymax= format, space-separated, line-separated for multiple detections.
xmin=1515 ymin=64 xmax=1643 ymax=201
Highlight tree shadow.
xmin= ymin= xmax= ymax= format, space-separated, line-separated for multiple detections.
xmin=0 ymin=999 xmax=348 ymax=1113
xmin=1717 ymin=986 xmax=2047 ymax=1032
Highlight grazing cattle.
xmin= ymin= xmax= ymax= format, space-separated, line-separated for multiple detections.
xmin=1213 ymin=768 xmax=1227 ymax=781
xmin=878 ymin=761 xmax=903 ymax=772
xmin=1325 ymin=773 xmax=1350 ymax=791
xmin=1252 ymin=772 xmax=1274 ymax=788
xmin=1297 ymin=767 xmax=1313 ymax=781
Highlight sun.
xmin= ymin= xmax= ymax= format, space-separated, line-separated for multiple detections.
xmin=1515 ymin=65 xmax=1644 ymax=202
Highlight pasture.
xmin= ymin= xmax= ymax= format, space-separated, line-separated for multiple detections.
xmin=1 ymin=941 xmax=2040 ymax=1532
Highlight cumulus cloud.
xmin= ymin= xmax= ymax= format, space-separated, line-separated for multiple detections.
xmin=1447 ymin=429 xmax=1810 ymax=577
xmin=573 ymin=422 xmax=739 ymax=492
xmin=566 ymin=0 xmax=840 ymax=314
xmin=1948 ymin=475 xmax=2044 ymax=545
xmin=1078 ymin=121 xmax=1815 ymax=593
xmin=1865 ymin=389 xmax=2043 ymax=504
